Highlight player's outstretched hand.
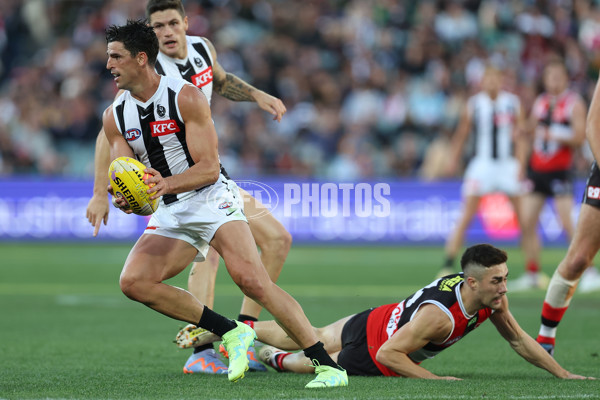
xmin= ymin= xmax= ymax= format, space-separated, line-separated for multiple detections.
xmin=107 ymin=184 xmax=133 ymax=214
xmin=438 ymin=376 xmax=462 ymax=381
xmin=86 ymin=194 xmax=110 ymax=236
xmin=565 ymin=373 xmax=596 ymax=380
xmin=144 ymin=167 xmax=170 ymax=200
xmin=254 ymin=91 xmax=286 ymax=122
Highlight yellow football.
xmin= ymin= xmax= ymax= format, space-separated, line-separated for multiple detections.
xmin=108 ymin=156 xmax=159 ymax=216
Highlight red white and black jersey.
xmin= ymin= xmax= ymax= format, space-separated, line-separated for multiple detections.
xmin=365 ymin=273 xmax=493 ymax=376
xmin=155 ymin=36 xmax=214 ymax=105
xmin=530 ymin=90 xmax=581 ymax=172
xmin=111 ymin=76 xmax=197 ymax=205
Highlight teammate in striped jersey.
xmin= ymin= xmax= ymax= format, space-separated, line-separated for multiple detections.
xmin=178 ymin=245 xmax=591 ymax=380
xmin=512 ymin=60 xmax=587 ymax=291
xmin=536 ymin=69 xmax=600 ymax=355
xmin=86 ymin=0 xmax=289 ymax=373
xmin=438 ymin=66 xmax=526 ymax=277
xmin=103 ymin=19 xmax=347 ymax=388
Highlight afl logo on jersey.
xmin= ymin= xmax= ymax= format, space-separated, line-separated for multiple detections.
xmin=124 ymin=128 xmax=142 ymax=141
xmin=194 ymin=57 xmax=203 ymax=68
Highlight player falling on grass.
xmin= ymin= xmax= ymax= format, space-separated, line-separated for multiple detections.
xmin=177 ymin=244 xmax=593 ymax=380
xmin=535 ymin=70 xmax=600 ymax=355
xmin=102 ymin=19 xmax=347 ymax=388
xmin=86 ymin=0 xmax=290 ymax=374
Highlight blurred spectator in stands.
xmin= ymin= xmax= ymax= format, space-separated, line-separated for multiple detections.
xmin=0 ymin=0 xmax=596 ymax=180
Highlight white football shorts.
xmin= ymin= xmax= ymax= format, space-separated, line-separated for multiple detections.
xmin=462 ymin=157 xmax=522 ymax=197
xmin=143 ymin=173 xmax=247 ymax=262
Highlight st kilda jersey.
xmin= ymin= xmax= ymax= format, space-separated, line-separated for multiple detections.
xmin=530 ymin=90 xmax=582 ymax=172
xmin=112 ymin=76 xmax=198 ymax=205
xmin=155 ymin=36 xmax=214 ymax=105
xmin=366 ymin=273 xmax=493 ymax=376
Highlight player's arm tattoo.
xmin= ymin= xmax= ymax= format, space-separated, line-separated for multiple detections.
xmin=214 ymin=72 xmax=257 ymax=102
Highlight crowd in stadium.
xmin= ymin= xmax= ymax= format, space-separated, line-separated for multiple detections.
xmin=0 ymin=0 xmax=599 ymax=179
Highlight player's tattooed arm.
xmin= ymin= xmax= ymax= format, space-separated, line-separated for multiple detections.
xmin=203 ymin=37 xmax=255 ymax=101
xmin=203 ymin=37 xmax=286 ymax=121
xmin=215 ymin=72 xmax=258 ymax=102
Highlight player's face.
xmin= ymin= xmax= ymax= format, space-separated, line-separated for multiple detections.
xmin=106 ymin=41 xmax=138 ymax=90
xmin=149 ymin=9 xmax=189 ymax=59
xmin=481 ymin=70 xmax=502 ymax=96
xmin=474 ymin=263 xmax=508 ymax=310
xmin=543 ymin=65 xmax=568 ymax=95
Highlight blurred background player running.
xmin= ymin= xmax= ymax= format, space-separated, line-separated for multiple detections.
xmin=438 ymin=66 xmax=526 ymax=277
xmin=511 ymin=60 xmax=587 ymax=291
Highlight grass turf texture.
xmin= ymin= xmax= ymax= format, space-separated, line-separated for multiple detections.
xmin=0 ymin=243 xmax=599 ymax=400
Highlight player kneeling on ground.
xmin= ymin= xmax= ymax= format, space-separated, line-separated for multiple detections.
xmin=177 ymin=244 xmax=594 ymax=380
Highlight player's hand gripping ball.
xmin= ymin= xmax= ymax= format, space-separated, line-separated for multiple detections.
xmin=108 ymin=157 xmax=159 ymax=216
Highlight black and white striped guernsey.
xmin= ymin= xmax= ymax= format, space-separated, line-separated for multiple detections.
xmin=468 ymin=91 xmax=520 ymax=160
xmin=155 ymin=36 xmax=214 ymax=105
xmin=112 ymin=76 xmax=197 ymax=205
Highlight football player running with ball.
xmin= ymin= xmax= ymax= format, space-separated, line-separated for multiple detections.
xmin=87 ymin=0 xmax=290 ymax=374
xmin=102 ymin=19 xmax=347 ymax=388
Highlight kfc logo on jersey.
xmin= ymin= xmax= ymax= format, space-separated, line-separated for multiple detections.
xmin=150 ymin=120 xmax=180 ymax=137
xmin=192 ymin=67 xmax=213 ymax=88
xmin=124 ymin=128 xmax=142 ymax=141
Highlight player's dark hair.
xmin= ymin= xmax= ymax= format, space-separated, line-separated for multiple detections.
xmin=461 ymin=244 xmax=507 ymax=272
xmin=105 ymin=19 xmax=159 ymax=66
xmin=146 ymin=0 xmax=186 ymax=19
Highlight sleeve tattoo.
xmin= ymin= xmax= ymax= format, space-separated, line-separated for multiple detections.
xmin=215 ymin=73 xmax=257 ymax=102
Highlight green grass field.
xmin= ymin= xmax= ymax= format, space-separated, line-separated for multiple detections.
xmin=1 ymin=243 xmax=599 ymax=399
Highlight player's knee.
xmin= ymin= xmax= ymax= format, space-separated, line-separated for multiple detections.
xmin=259 ymin=228 xmax=292 ymax=261
xmin=237 ymin=275 xmax=267 ymax=302
xmin=119 ymin=272 xmax=143 ymax=300
xmin=205 ymin=248 xmax=220 ymax=271
xmin=520 ymin=218 xmax=537 ymax=235
xmin=119 ymin=269 xmax=154 ymax=302
xmin=563 ymin=251 xmax=593 ymax=277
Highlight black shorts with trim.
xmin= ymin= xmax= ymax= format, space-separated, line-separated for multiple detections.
xmin=526 ymin=168 xmax=573 ymax=197
xmin=337 ymin=308 xmax=383 ymax=376
xmin=582 ymin=162 xmax=600 ymax=209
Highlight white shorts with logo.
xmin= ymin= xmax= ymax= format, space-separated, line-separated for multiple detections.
xmin=462 ymin=157 xmax=522 ymax=197
xmin=143 ymin=174 xmax=247 ymax=262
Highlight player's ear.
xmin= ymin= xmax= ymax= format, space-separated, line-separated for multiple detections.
xmin=465 ymin=275 xmax=478 ymax=290
xmin=183 ymin=15 xmax=188 ymax=30
xmin=137 ymin=52 xmax=147 ymax=66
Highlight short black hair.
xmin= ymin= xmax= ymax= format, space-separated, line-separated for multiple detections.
xmin=105 ymin=19 xmax=159 ymax=66
xmin=461 ymin=244 xmax=508 ymax=273
xmin=146 ymin=0 xmax=186 ymax=19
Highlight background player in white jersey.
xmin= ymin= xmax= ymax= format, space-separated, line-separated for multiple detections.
xmin=178 ymin=244 xmax=592 ymax=380
xmin=86 ymin=0 xmax=289 ymax=373
xmin=438 ymin=66 xmax=525 ymax=276
xmin=103 ymin=19 xmax=347 ymax=388
xmin=511 ymin=60 xmax=587 ymax=291
xmin=535 ymin=70 xmax=600 ymax=355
